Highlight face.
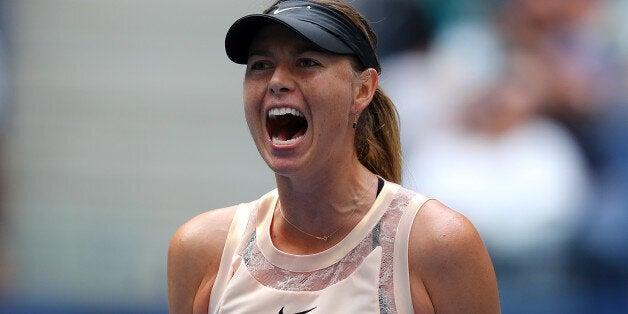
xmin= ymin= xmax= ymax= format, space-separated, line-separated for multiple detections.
xmin=243 ymin=24 xmax=364 ymax=178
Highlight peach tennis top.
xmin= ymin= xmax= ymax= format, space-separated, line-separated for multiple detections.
xmin=209 ymin=180 xmax=430 ymax=314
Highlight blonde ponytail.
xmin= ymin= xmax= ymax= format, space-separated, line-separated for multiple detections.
xmin=355 ymin=87 xmax=402 ymax=183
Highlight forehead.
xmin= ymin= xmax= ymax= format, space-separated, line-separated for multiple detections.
xmin=249 ymin=23 xmax=323 ymax=53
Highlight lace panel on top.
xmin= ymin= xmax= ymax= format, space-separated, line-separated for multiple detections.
xmin=237 ymin=187 xmax=416 ymax=312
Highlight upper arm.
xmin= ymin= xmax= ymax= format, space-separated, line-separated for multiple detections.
xmin=167 ymin=206 xmax=237 ymax=314
xmin=410 ymin=200 xmax=500 ymax=313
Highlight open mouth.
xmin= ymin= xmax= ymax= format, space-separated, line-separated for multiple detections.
xmin=267 ymin=107 xmax=308 ymax=145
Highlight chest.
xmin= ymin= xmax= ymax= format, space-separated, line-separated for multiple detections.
xmin=218 ymin=246 xmax=384 ymax=314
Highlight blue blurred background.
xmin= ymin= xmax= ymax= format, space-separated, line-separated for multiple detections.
xmin=0 ymin=0 xmax=626 ymax=313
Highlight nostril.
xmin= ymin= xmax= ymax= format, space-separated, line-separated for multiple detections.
xmin=270 ymin=86 xmax=290 ymax=95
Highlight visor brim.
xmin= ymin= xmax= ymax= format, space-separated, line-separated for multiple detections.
xmin=225 ymin=14 xmax=353 ymax=64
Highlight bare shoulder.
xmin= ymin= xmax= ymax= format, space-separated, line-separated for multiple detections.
xmin=169 ymin=206 xmax=238 ymax=259
xmin=409 ymin=199 xmax=500 ymax=313
xmin=168 ymin=206 xmax=238 ymax=314
xmin=411 ymin=199 xmax=483 ymax=257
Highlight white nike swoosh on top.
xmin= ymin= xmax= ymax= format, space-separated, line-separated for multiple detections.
xmin=272 ymin=6 xmax=311 ymax=14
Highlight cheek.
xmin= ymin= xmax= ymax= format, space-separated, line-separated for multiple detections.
xmin=243 ymin=82 xmax=266 ymax=132
xmin=243 ymin=79 xmax=266 ymax=110
xmin=309 ymin=80 xmax=354 ymax=117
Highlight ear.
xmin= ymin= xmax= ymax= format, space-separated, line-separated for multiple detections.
xmin=354 ymin=68 xmax=378 ymax=113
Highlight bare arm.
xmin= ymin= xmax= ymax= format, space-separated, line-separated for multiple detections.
xmin=410 ymin=200 xmax=500 ymax=313
xmin=167 ymin=206 xmax=237 ymax=314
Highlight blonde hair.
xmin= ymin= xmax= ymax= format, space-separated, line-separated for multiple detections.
xmin=355 ymin=86 xmax=402 ymax=184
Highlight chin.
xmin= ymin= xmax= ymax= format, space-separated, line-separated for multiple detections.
xmin=265 ymin=158 xmax=302 ymax=176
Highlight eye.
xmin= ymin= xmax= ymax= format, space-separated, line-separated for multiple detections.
xmin=297 ymin=58 xmax=320 ymax=68
xmin=248 ymin=60 xmax=272 ymax=71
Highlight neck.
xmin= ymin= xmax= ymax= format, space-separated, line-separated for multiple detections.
xmin=273 ymin=160 xmax=377 ymax=246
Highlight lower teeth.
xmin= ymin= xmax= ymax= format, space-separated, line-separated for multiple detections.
xmin=272 ymin=135 xmax=302 ymax=145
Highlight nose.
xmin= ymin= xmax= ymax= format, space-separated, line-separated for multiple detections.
xmin=268 ymin=63 xmax=293 ymax=96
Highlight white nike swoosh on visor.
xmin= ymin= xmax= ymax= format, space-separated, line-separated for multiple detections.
xmin=273 ymin=6 xmax=311 ymax=15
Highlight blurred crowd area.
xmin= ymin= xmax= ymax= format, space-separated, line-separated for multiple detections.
xmin=0 ymin=0 xmax=626 ymax=313
xmin=354 ymin=0 xmax=627 ymax=312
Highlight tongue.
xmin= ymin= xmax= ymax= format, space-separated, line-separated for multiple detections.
xmin=273 ymin=126 xmax=305 ymax=141
xmin=282 ymin=130 xmax=305 ymax=141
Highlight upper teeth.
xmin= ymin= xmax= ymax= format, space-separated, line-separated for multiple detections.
xmin=268 ymin=107 xmax=303 ymax=118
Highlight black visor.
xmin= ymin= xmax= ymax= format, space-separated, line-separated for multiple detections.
xmin=225 ymin=0 xmax=381 ymax=72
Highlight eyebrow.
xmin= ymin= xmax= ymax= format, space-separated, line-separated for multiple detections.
xmin=247 ymin=49 xmax=272 ymax=59
xmin=247 ymin=44 xmax=328 ymax=60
